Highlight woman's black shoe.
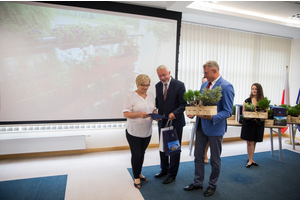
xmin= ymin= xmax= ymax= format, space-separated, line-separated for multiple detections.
xmin=140 ymin=176 xmax=148 ymax=182
xmin=134 ymin=182 xmax=142 ymax=189
xmin=246 ymin=163 xmax=253 ymax=168
xmin=246 ymin=162 xmax=258 ymax=168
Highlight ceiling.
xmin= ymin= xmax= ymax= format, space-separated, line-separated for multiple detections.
xmin=118 ymin=1 xmax=300 ymax=39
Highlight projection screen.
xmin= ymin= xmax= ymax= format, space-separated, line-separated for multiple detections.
xmin=0 ymin=2 xmax=181 ymax=124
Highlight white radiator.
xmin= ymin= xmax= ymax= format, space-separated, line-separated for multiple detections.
xmin=0 ymin=135 xmax=86 ymax=155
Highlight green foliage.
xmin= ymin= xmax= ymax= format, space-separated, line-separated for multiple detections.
xmin=279 ymin=104 xmax=300 ymax=116
xmin=183 ymin=90 xmax=195 ymax=105
xmin=256 ymin=97 xmax=271 ymax=110
xmin=288 ymin=107 xmax=300 ymax=117
xmin=232 ymin=105 xmax=236 ymax=115
xmin=294 ymin=103 xmax=300 ymax=110
xmin=281 ymin=119 xmax=287 ymax=123
xmin=184 ymin=86 xmax=222 ymax=106
xmin=146 ymin=22 xmax=176 ymax=46
xmin=244 ymin=103 xmax=255 ymax=111
xmin=194 ymin=90 xmax=200 ymax=99
xmin=268 ymin=109 xmax=273 ymax=119
xmin=51 ymin=23 xmax=139 ymax=55
xmin=0 ymin=2 xmax=54 ymax=37
xmin=197 ymin=86 xmax=222 ymax=106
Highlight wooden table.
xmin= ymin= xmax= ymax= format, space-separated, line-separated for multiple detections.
xmin=287 ymin=122 xmax=300 ymax=150
xmin=189 ymin=120 xmax=287 ymax=162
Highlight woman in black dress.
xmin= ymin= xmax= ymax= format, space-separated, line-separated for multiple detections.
xmin=240 ymin=83 xmax=265 ymax=168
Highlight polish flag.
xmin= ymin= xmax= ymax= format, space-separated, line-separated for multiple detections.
xmin=296 ymin=88 xmax=300 ymax=131
xmin=296 ymin=88 xmax=300 ymax=105
xmin=281 ymin=68 xmax=290 ymax=133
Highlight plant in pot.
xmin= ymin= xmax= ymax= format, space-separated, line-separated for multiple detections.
xmin=184 ymin=90 xmax=197 ymax=106
xmin=255 ymin=97 xmax=271 ymax=112
xmin=244 ymin=103 xmax=255 ymax=112
xmin=184 ymin=86 xmax=222 ymax=116
xmin=228 ymin=105 xmax=236 ymax=120
xmin=243 ymin=97 xmax=270 ymax=119
xmin=265 ymin=108 xmax=274 ymax=126
xmin=196 ymin=86 xmax=222 ymax=106
xmin=287 ymin=106 xmax=300 ymax=123
xmin=268 ymin=109 xmax=273 ymax=119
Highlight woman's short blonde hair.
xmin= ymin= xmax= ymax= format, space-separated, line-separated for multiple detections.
xmin=136 ymin=74 xmax=151 ymax=86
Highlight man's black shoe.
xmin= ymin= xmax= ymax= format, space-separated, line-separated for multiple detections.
xmin=162 ymin=176 xmax=175 ymax=184
xmin=204 ymin=186 xmax=216 ymax=197
xmin=183 ymin=184 xmax=203 ymax=191
xmin=154 ymin=171 xmax=167 ymax=178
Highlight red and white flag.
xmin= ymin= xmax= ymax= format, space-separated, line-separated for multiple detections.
xmin=281 ymin=68 xmax=290 ymax=105
xmin=281 ymin=68 xmax=290 ymax=133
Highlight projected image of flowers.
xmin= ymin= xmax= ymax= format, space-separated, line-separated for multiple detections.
xmin=0 ymin=2 xmax=177 ymax=121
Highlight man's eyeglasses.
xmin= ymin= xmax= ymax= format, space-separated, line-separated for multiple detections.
xmin=140 ymin=84 xmax=150 ymax=87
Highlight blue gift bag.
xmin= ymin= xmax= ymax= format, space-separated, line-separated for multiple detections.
xmin=162 ymin=126 xmax=181 ymax=156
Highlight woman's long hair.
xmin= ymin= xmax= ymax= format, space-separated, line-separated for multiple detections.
xmin=249 ymin=83 xmax=264 ymax=101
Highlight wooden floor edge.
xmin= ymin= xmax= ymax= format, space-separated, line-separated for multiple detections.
xmin=0 ymin=134 xmax=295 ymax=160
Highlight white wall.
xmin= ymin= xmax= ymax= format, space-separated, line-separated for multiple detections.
xmin=0 ymin=124 xmax=191 ymax=149
xmin=0 ymin=123 xmax=250 ymax=150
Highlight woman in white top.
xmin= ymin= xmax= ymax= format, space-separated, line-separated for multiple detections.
xmin=123 ymin=74 xmax=156 ymax=189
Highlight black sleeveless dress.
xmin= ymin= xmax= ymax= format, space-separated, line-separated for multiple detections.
xmin=240 ymin=98 xmax=265 ymax=142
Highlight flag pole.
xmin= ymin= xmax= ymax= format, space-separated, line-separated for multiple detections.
xmin=283 ymin=66 xmax=292 ymax=145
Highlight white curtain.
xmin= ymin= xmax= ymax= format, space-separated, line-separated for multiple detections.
xmin=178 ymin=22 xmax=292 ymax=106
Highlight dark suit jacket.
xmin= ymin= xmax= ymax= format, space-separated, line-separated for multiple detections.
xmin=195 ymin=76 xmax=235 ymax=136
xmin=155 ymin=77 xmax=186 ymax=129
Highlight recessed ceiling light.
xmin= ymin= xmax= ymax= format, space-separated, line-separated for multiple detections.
xmin=187 ymin=1 xmax=300 ymax=26
xmin=289 ymin=14 xmax=300 ymax=20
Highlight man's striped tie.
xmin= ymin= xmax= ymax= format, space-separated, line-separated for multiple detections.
xmin=163 ymin=83 xmax=168 ymax=100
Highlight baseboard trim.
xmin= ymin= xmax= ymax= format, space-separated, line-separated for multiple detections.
xmin=0 ymin=134 xmax=291 ymax=159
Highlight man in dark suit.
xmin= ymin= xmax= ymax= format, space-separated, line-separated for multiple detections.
xmin=155 ymin=65 xmax=186 ymax=184
xmin=184 ymin=61 xmax=235 ymax=197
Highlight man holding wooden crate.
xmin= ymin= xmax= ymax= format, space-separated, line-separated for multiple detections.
xmin=184 ymin=60 xmax=235 ymax=197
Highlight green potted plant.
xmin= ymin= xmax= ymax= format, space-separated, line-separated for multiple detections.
xmin=243 ymin=97 xmax=270 ymax=119
xmin=268 ymin=109 xmax=273 ymax=119
xmin=244 ymin=103 xmax=255 ymax=111
xmin=287 ymin=105 xmax=300 ymax=123
xmin=265 ymin=109 xmax=274 ymax=126
xmin=256 ymin=97 xmax=271 ymax=112
xmin=196 ymin=86 xmax=222 ymax=106
xmin=228 ymin=105 xmax=236 ymax=120
xmin=184 ymin=86 xmax=222 ymax=116
xmin=184 ymin=90 xmax=197 ymax=106
xmin=281 ymin=103 xmax=300 ymax=123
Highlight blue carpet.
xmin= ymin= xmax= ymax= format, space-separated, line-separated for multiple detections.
xmin=0 ymin=175 xmax=67 ymax=200
xmin=128 ymin=149 xmax=300 ymax=200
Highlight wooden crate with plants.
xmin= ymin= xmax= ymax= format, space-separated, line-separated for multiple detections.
xmin=285 ymin=103 xmax=300 ymax=123
xmin=243 ymin=97 xmax=270 ymax=119
xmin=265 ymin=109 xmax=274 ymax=126
xmin=184 ymin=86 xmax=222 ymax=116
xmin=227 ymin=105 xmax=236 ymax=120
